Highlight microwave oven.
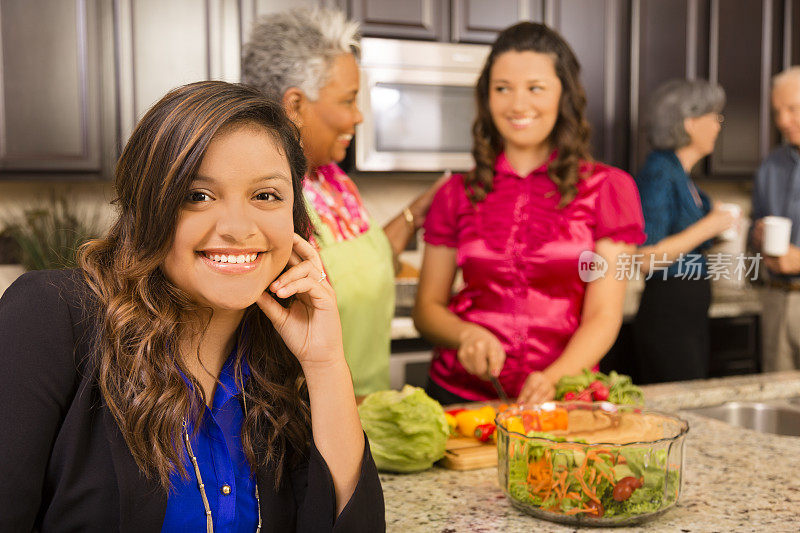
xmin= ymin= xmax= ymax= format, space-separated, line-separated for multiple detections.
xmin=355 ymin=38 xmax=490 ymax=172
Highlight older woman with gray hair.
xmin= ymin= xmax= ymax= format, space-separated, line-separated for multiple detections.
xmin=242 ymin=7 xmax=444 ymax=396
xmin=632 ymin=79 xmax=738 ymax=384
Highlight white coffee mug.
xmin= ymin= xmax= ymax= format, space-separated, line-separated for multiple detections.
xmin=718 ymin=203 xmax=741 ymax=241
xmin=762 ymin=216 xmax=793 ymax=256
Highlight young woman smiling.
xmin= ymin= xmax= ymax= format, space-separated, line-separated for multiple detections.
xmin=413 ymin=22 xmax=647 ymax=405
xmin=0 ymin=81 xmax=383 ymax=532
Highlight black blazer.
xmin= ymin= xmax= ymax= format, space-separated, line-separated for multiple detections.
xmin=0 ymin=270 xmax=385 ymax=532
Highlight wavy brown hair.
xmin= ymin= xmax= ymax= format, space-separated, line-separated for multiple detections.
xmin=78 ymin=81 xmax=313 ymax=490
xmin=468 ymin=22 xmax=592 ymax=207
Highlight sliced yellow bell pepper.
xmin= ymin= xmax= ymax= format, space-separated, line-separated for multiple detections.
xmin=455 ymin=407 xmax=495 ymax=437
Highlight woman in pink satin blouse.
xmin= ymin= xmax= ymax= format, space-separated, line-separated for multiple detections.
xmin=412 ymin=22 xmax=646 ymax=405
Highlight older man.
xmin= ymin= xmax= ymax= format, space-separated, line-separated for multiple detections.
xmin=752 ymin=66 xmax=800 ymax=371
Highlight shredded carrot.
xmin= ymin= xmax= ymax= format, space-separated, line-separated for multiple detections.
xmin=564 ymin=507 xmax=598 ymax=515
xmin=541 ymin=477 xmax=554 ymax=502
xmin=599 ymin=471 xmax=616 ymax=486
xmin=527 ymin=448 xmax=618 ymax=516
xmin=575 ymin=470 xmax=601 ymax=506
xmin=526 ymin=451 xmax=555 ymax=500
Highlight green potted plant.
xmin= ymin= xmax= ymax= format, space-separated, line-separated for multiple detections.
xmin=0 ymin=193 xmax=100 ymax=296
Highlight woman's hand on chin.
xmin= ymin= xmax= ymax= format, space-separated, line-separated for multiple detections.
xmin=257 ymin=234 xmax=344 ymax=368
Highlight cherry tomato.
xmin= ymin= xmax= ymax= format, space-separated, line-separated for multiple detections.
xmin=563 ymin=391 xmax=577 ymax=401
xmin=612 ymin=482 xmax=633 ymax=501
xmin=617 ymin=476 xmax=635 ymax=487
xmin=613 ymin=476 xmax=643 ymax=501
xmin=585 ymin=500 xmax=605 ymax=517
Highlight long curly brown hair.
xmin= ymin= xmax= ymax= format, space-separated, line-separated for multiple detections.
xmin=78 ymin=81 xmax=313 ymax=490
xmin=468 ymin=22 xmax=592 ymax=207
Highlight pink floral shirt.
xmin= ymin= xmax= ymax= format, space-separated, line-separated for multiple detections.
xmin=302 ymin=163 xmax=370 ymax=242
xmin=423 ymin=153 xmax=646 ymax=401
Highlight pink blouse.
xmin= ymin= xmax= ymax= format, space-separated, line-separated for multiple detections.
xmin=423 ymin=153 xmax=646 ymax=401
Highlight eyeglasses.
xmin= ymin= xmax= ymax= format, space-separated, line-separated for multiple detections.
xmin=694 ymin=113 xmax=724 ymax=124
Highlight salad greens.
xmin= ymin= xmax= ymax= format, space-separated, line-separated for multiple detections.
xmin=358 ymin=385 xmax=449 ymax=473
xmin=505 ymin=434 xmax=680 ymax=519
xmin=555 ymin=369 xmax=645 ymax=405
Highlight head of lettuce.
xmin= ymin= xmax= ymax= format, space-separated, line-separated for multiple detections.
xmin=358 ymin=385 xmax=449 ymax=473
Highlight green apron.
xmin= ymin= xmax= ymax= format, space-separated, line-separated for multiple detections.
xmin=305 ymin=201 xmax=394 ymax=395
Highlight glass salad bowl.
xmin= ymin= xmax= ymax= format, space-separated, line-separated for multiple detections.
xmin=495 ymin=402 xmax=688 ymax=527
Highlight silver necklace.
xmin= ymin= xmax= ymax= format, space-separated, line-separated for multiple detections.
xmin=182 ymin=388 xmax=262 ymax=533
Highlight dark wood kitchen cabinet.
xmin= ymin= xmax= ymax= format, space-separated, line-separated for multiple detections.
xmin=451 ymin=0 xmax=544 ymax=43
xmin=0 ymin=0 xmax=115 ymax=179
xmin=346 ymin=0 xmax=449 ymax=41
xmin=789 ymin=0 xmax=800 ymax=66
xmin=707 ymin=0 xmax=781 ymax=177
xmin=1 ymin=0 xmax=243 ymax=180
xmin=346 ymin=0 xmax=798 ymax=176
xmin=4 ymin=0 xmax=796 ymax=181
xmin=115 ymin=0 xmax=241 ymax=148
xmin=546 ymin=0 xmax=631 ymax=169
xmin=630 ymin=0 xmax=787 ymax=178
xmin=349 ymin=0 xmax=544 ymax=44
xmin=629 ymin=0 xmax=710 ymax=173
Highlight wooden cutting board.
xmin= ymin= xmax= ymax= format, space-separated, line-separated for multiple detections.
xmin=438 ymin=436 xmax=498 ymax=470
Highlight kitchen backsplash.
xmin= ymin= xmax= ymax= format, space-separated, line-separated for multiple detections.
xmin=351 ymin=171 xmax=437 ymax=271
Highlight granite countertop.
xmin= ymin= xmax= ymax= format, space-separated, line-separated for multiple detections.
xmin=380 ymin=371 xmax=800 ymax=532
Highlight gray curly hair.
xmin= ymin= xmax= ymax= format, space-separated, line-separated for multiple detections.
xmin=646 ymin=79 xmax=726 ymax=150
xmin=241 ymin=7 xmax=360 ymax=102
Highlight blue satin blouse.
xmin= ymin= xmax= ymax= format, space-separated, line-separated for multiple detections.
xmin=161 ymin=351 xmax=258 ymax=532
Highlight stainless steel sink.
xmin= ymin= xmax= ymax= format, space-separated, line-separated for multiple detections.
xmin=686 ymin=401 xmax=800 ymax=437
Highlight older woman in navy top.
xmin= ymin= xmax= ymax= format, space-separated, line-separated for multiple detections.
xmin=632 ymin=79 xmax=738 ymax=384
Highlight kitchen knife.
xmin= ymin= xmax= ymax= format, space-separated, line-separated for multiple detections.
xmin=490 ymin=375 xmax=510 ymax=403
